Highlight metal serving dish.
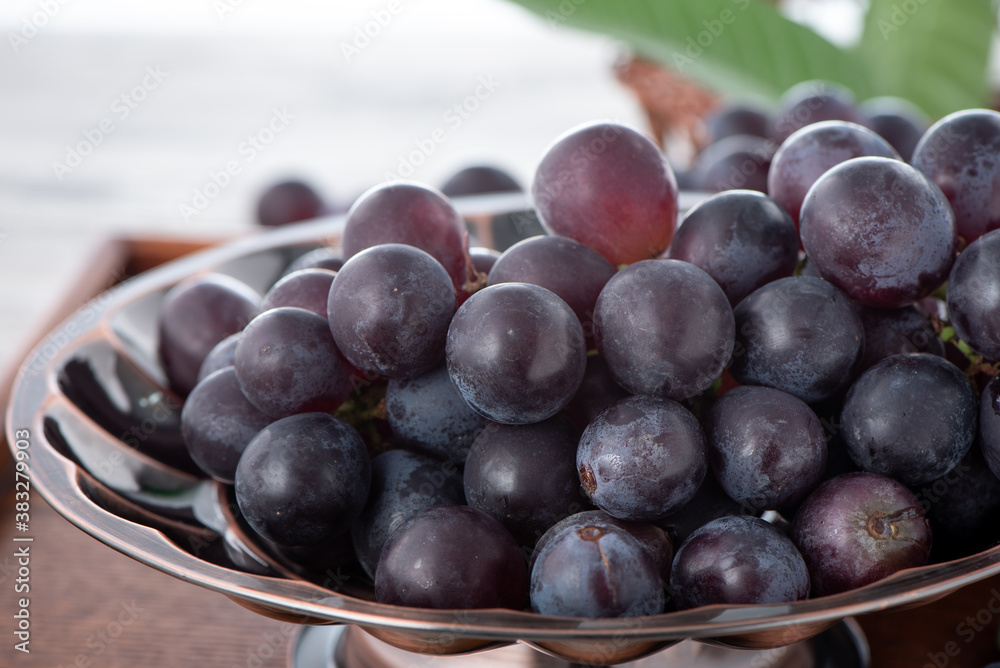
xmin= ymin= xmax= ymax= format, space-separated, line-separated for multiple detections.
xmin=6 ymin=191 xmax=999 ymax=665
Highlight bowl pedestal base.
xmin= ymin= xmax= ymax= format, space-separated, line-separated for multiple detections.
xmin=291 ymin=620 xmax=869 ymax=668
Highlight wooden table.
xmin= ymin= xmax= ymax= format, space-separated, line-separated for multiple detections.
xmin=2 ymin=237 xmax=1000 ymax=668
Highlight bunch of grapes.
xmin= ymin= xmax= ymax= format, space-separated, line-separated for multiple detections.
xmin=167 ymin=83 xmax=1000 ymax=620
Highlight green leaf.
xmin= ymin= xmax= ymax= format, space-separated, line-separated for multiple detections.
xmin=857 ymin=0 xmax=995 ymax=118
xmin=506 ymin=0 xmax=873 ymax=103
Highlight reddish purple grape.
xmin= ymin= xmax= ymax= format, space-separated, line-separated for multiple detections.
xmin=158 ymin=273 xmax=261 ymax=396
xmin=791 ymin=472 xmax=931 ymax=597
xmin=841 ymin=353 xmax=976 ymax=486
xmin=463 ymin=416 xmax=589 ymax=547
xmin=858 ymin=304 xmax=944 ymax=370
xmin=487 ymin=235 xmax=616 ymax=339
xmin=770 ymin=80 xmax=866 ymax=144
xmin=329 ymin=244 xmax=455 ymax=379
xmin=595 ymin=259 xmax=734 ymax=400
xmin=342 ymin=182 xmax=471 ymax=294
xmin=666 ymin=190 xmax=798 ymax=307
xmin=440 ymin=165 xmax=522 ymax=197
xmin=196 ymin=332 xmax=240 ymax=383
xmin=235 ymin=413 xmax=370 ymax=547
xmin=946 ymin=229 xmax=1000 ymax=361
xmin=670 ymin=516 xmax=810 ymax=609
xmin=767 ymin=121 xmax=899 ymax=230
xmin=704 ymin=103 xmax=770 ymax=143
xmin=577 ymin=395 xmax=707 ymax=521
xmin=655 ymin=474 xmax=747 ymax=547
xmin=799 ymin=156 xmax=957 ymax=309
xmin=283 ymin=246 xmax=343 ymax=275
xmin=375 ymin=505 xmax=528 ymax=610
xmin=234 ymin=307 xmax=354 ymax=419
xmin=530 ymin=522 xmax=664 ymax=618
xmin=561 ymin=355 xmax=630 ymax=433
xmin=468 ymin=246 xmax=500 ymax=275
xmin=690 ymin=134 xmax=774 ymax=193
xmin=532 ymin=121 xmax=678 ymax=266
xmin=446 ymin=283 xmax=586 ymax=425
xmin=912 ymin=109 xmax=1000 ymax=243
xmin=706 ymin=385 xmax=827 ymax=512
xmin=255 ymin=179 xmax=325 ymax=227
xmin=181 ymin=367 xmax=272 ymax=483
xmin=860 ymin=96 xmax=928 ymax=162
xmin=261 ymin=268 xmax=337 ymax=319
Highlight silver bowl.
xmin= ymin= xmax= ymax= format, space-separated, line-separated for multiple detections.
xmin=6 ymin=192 xmax=999 ymax=665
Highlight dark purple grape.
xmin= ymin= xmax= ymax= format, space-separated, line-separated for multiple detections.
xmin=858 ymin=304 xmax=944 ymax=370
xmin=860 ymin=96 xmax=928 ymax=162
xmin=158 ymin=273 xmax=261 ymax=396
xmin=234 ymin=307 xmax=354 ymax=419
xmin=261 ymin=268 xmax=337 ymax=319
xmin=196 ymin=332 xmax=240 ymax=383
xmin=283 ymin=246 xmax=343 ymax=276
xmin=181 ymin=367 xmax=272 ymax=483
xmin=947 ymin=229 xmax=1000 ymax=361
xmin=468 ymin=246 xmax=500 ymax=275
xmin=530 ymin=522 xmax=663 ymax=618
xmin=577 ymin=395 xmax=707 ymax=521
xmin=342 ymin=182 xmax=471 ymax=294
xmin=272 ymin=531 xmax=357 ymax=578
xmin=842 ymin=353 xmax=976 ymax=486
xmin=672 ymin=167 xmax=697 ymax=192
xmin=730 ymin=276 xmax=864 ymax=403
xmin=385 ymin=364 xmax=485 ymax=464
xmin=487 ymin=235 xmax=615 ymax=339
xmin=491 ymin=210 xmax=548 ymax=253
xmin=690 ymin=134 xmax=774 ymax=193
xmin=375 ymin=505 xmax=528 ymax=610
xmin=530 ymin=510 xmax=673 ymax=583
xmin=704 ymin=103 xmax=770 ymax=143
xmin=446 ymin=283 xmax=586 ymax=425
xmin=921 ymin=445 xmax=1000 ymax=560
xmin=464 ymin=416 xmax=588 ymax=547
xmin=532 ymin=121 xmax=678 ymax=266
xmin=655 ymin=474 xmax=747 ymax=547
xmin=791 ymin=472 xmax=931 ymax=597
xmin=912 ymin=109 xmax=1000 ymax=243
xmin=329 ymin=243 xmax=455 ymax=379
xmin=707 ymin=385 xmax=827 ymax=512
xmin=595 ymin=259 xmax=734 ymax=400
xmin=767 ymin=121 xmax=899 ymax=230
xmin=351 ymin=450 xmax=465 ymax=579
xmin=809 ymin=397 xmax=861 ymax=482
xmin=666 ymin=190 xmax=798 ymax=306
xmin=561 ymin=355 xmax=630 ymax=433
xmin=980 ymin=375 xmax=1000 ymax=480
xmin=235 ymin=413 xmax=370 ymax=547
xmin=440 ymin=165 xmax=522 ymax=197
xmin=670 ymin=516 xmax=810 ymax=609
xmin=770 ymin=80 xmax=866 ymax=144
xmin=800 ymin=156 xmax=957 ymax=309
xmin=255 ymin=179 xmax=325 ymax=227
